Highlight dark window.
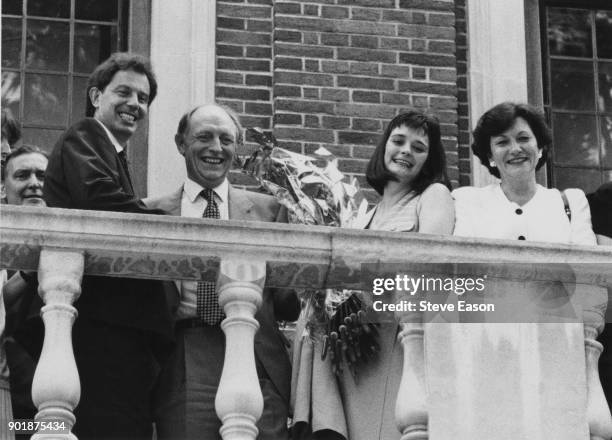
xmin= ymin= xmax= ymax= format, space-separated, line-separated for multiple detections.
xmin=1 ymin=0 xmax=128 ymax=152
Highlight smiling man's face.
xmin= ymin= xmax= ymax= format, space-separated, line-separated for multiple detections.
xmin=177 ymin=105 xmax=237 ymax=189
xmin=4 ymin=152 xmax=48 ymax=206
xmin=89 ymin=69 xmax=150 ymax=146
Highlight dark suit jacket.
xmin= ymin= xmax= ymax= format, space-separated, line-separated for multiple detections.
xmin=144 ymin=185 xmax=300 ymax=405
xmin=43 ymin=118 xmax=174 ymax=341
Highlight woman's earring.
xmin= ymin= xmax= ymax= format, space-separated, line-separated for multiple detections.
xmin=537 ymin=151 xmax=542 ymax=159
xmin=489 ymin=161 xmax=496 ymax=168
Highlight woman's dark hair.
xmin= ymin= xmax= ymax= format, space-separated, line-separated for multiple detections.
xmin=85 ymin=52 xmax=158 ymax=118
xmin=472 ymin=102 xmax=552 ymax=178
xmin=366 ymin=110 xmax=450 ymax=196
xmin=1 ymin=108 xmax=21 ymax=146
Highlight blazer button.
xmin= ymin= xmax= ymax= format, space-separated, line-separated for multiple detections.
xmin=515 ymin=208 xmax=523 ymax=215
xmin=518 ymin=235 xmax=526 ymax=240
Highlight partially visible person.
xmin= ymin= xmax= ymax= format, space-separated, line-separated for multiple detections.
xmin=42 ymin=52 xmax=173 ymax=440
xmin=453 ymin=102 xmax=596 ymax=245
xmin=1 ymin=145 xmax=48 ymax=440
xmin=1 ymin=108 xmax=21 ymax=199
xmin=292 ymin=110 xmax=454 ymax=440
xmin=148 ymin=103 xmax=299 ymax=440
xmin=587 ymin=182 xmax=612 ymax=413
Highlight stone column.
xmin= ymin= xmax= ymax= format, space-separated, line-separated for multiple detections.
xmin=31 ymin=249 xmax=84 ymax=440
xmin=215 ymin=259 xmax=266 ymax=440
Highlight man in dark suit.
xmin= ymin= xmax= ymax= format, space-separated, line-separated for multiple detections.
xmin=43 ymin=53 xmax=174 ymax=440
xmin=146 ymin=104 xmax=300 ymax=440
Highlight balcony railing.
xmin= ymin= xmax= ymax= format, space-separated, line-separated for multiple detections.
xmin=2 ymin=204 xmax=612 ymax=440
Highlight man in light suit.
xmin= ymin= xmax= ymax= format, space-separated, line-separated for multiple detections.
xmin=148 ymin=104 xmax=300 ymax=440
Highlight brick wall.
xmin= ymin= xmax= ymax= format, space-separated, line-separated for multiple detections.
xmin=216 ymin=0 xmax=460 ymax=200
xmin=455 ymin=0 xmax=470 ymax=186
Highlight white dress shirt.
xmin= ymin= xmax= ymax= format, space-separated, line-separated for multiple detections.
xmin=94 ymin=118 xmax=124 ymax=153
xmin=175 ymin=178 xmax=230 ymax=319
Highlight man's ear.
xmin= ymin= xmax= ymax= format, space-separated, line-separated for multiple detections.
xmin=88 ymin=87 xmax=101 ymax=112
xmin=175 ymin=134 xmax=185 ymax=156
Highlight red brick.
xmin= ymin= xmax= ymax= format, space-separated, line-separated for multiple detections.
xmin=380 ymin=37 xmax=410 ymax=51
xmin=430 ymin=68 xmax=456 ymax=82
xmin=413 ymin=12 xmax=427 ymax=24
xmin=399 ymin=0 xmax=454 ymax=12
xmin=353 ymin=118 xmax=382 ymax=132
xmin=352 ymin=90 xmax=381 ymax=103
xmin=275 ymin=57 xmax=302 ymax=70
xmin=303 ymin=32 xmax=319 ymax=45
xmin=321 ymin=60 xmax=350 ymax=74
xmin=338 ymin=0 xmax=394 ymax=7
xmin=430 ymin=96 xmax=457 ymax=110
xmin=335 ymin=103 xmax=395 ymax=118
xmin=217 ymin=44 xmax=244 ymax=57
xmin=436 ymin=110 xmax=458 ymax=124
xmin=304 ymin=115 xmax=320 ymax=127
xmin=411 ymin=96 xmax=428 ymax=107
xmin=380 ymin=64 xmax=412 ymax=78
xmin=276 ymin=99 xmax=335 ymax=114
xmin=241 ymin=115 xmax=272 ymax=129
xmin=217 ymin=30 xmax=270 ymax=45
xmin=321 ymin=33 xmax=349 ymax=46
xmin=320 ymin=88 xmax=349 ymax=102
xmin=218 ymin=58 xmax=270 ymax=72
xmin=321 ymin=6 xmax=349 ymax=19
xmin=303 ymin=88 xmax=319 ymax=99
xmin=382 ymin=93 xmax=410 ymax=105
xmin=304 ymin=4 xmax=319 ymax=15
xmin=246 ymin=46 xmax=272 ymax=58
xmin=276 ymin=43 xmax=334 ymax=59
xmin=247 ymin=19 xmax=272 ymax=32
xmin=337 ymin=75 xmax=395 ymax=91
xmin=246 ymin=74 xmax=272 ymax=86
xmin=322 ymin=116 xmax=350 ymax=129
xmin=338 ymin=158 xmax=369 ymax=174
xmin=218 ymin=17 xmax=245 ymax=30
xmin=351 ymin=7 xmax=381 ymax=21
xmin=217 ymin=86 xmax=270 ymax=101
xmin=337 ymin=48 xmax=396 ymax=63
xmin=274 ymin=16 xmax=394 ymax=36
xmin=217 ymin=99 xmax=244 ymax=113
xmin=246 ymin=102 xmax=273 ymax=114
xmin=399 ymin=53 xmax=454 ymax=67
xmin=305 ymin=59 xmax=320 ymax=72
xmin=381 ymin=10 xmax=412 ymax=23
xmin=412 ymin=67 xmax=426 ymax=79
xmin=351 ymin=35 xmax=379 ymax=49
xmin=428 ymin=40 xmax=455 ymax=54
xmin=218 ymin=3 xmax=271 ymax=18
xmin=428 ymin=13 xmax=455 ymax=27
xmin=350 ymin=62 xmax=379 ymax=75
xmin=398 ymin=81 xmax=456 ymax=95
xmin=274 ymin=30 xmax=301 ymax=43
xmin=411 ymin=39 xmax=426 ymax=51
xmin=217 ymin=71 xmax=244 ymax=84
xmin=398 ymin=24 xmax=455 ymax=40
xmin=353 ymin=144 xmax=378 ymax=159
xmin=275 ymin=127 xmax=334 ymax=143
xmin=273 ymin=85 xmax=300 ymax=97
xmin=274 ymin=71 xmax=334 ymax=87
xmin=274 ymin=2 xmax=301 ymax=14
xmin=274 ymin=113 xmax=302 ymax=125
xmin=440 ymin=123 xmax=458 ymax=135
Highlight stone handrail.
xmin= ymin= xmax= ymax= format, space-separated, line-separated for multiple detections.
xmin=2 ymin=205 xmax=612 ymax=439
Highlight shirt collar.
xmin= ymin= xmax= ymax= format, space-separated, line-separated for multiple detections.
xmin=183 ymin=177 xmax=229 ymax=204
xmin=94 ymin=118 xmax=124 ymax=153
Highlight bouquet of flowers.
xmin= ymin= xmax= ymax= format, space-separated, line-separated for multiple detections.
xmin=242 ymin=128 xmax=379 ymax=378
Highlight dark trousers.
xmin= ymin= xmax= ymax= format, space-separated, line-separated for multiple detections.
xmin=72 ymin=318 xmax=160 ymax=440
xmin=154 ymin=325 xmax=289 ymax=440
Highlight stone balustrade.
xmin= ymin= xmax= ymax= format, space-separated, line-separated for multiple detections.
xmin=2 ymin=205 xmax=612 ymax=440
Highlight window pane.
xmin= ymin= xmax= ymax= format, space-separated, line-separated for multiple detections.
xmin=26 ymin=20 xmax=69 ymax=71
xmin=554 ymin=167 xmax=601 ymax=193
xmin=75 ymin=0 xmax=118 ymax=22
xmin=600 ymin=62 xmax=612 ymax=113
xmin=27 ymin=0 xmax=69 ymax=18
xmin=1 ymin=71 xmax=21 ymax=118
xmin=552 ymin=113 xmax=599 ymax=167
xmin=71 ymin=76 xmax=88 ymax=123
xmin=547 ymin=8 xmax=593 ymax=58
xmin=23 ymin=74 xmax=68 ymax=126
xmin=596 ymin=11 xmax=612 ymax=59
xmin=602 ymin=116 xmax=612 ymax=169
xmin=2 ymin=0 xmax=22 ymax=15
xmin=2 ymin=18 xmax=22 ymax=69
xmin=74 ymin=24 xmax=118 ymax=74
xmin=550 ymin=60 xmax=595 ymax=111
xmin=22 ymin=127 xmax=63 ymax=153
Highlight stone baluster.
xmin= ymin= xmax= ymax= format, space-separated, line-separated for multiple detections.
xmin=31 ymin=249 xmax=84 ymax=440
xmin=215 ymin=259 xmax=266 ymax=440
xmin=581 ymin=283 xmax=612 ymax=440
xmin=395 ymin=302 xmax=428 ymax=440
